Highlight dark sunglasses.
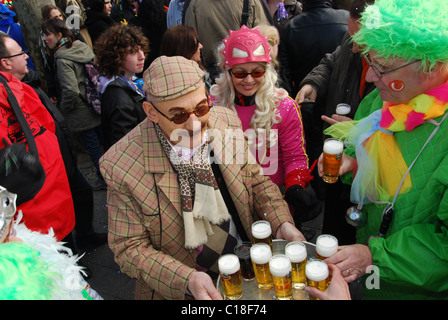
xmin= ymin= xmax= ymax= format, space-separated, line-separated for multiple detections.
xmin=229 ymin=69 xmax=265 ymax=79
xmin=151 ymin=92 xmax=213 ymax=124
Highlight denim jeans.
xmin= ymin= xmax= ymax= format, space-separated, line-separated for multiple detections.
xmin=78 ymin=126 xmax=104 ymax=180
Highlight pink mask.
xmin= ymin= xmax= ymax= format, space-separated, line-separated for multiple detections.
xmin=222 ymin=25 xmax=271 ymax=68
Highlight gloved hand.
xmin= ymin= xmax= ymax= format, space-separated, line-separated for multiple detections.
xmin=285 ymin=184 xmax=322 ymax=223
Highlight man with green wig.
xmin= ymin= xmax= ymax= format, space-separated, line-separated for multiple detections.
xmin=318 ymin=0 xmax=448 ymax=299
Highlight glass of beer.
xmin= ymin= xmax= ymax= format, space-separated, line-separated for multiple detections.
xmin=285 ymin=241 xmax=307 ymax=289
xmin=322 ymin=138 xmax=344 ymax=184
xmin=218 ymin=254 xmax=243 ymax=300
xmin=305 ymin=258 xmax=330 ymax=300
xmin=315 ymin=234 xmax=338 ymax=259
xmin=251 ymin=221 xmax=272 ymax=249
xmin=269 ymin=254 xmax=293 ymax=300
xmin=234 ymin=242 xmax=255 ymax=281
xmin=335 ymin=103 xmax=351 ymax=116
xmin=250 ymin=243 xmax=273 ymax=289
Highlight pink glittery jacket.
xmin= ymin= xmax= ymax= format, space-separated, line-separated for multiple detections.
xmin=233 ymin=96 xmax=312 ymax=189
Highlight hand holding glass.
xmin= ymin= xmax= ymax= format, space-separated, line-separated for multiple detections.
xmin=306 ymin=259 xmax=330 ymax=300
xmin=218 ymin=254 xmax=243 ymax=300
xmin=322 ymin=138 xmax=344 ymax=184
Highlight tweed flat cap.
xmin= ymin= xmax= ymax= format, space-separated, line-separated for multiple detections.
xmin=142 ymin=55 xmax=205 ymax=101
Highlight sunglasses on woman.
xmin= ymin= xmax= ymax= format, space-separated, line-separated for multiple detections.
xmin=229 ymin=68 xmax=265 ymax=79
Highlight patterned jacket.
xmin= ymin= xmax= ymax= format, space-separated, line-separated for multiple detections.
xmin=99 ymin=106 xmax=294 ymax=300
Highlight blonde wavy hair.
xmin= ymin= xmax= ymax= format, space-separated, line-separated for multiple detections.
xmin=210 ymin=42 xmax=288 ymax=148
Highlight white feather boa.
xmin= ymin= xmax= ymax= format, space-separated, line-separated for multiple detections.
xmin=12 ymin=211 xmax=102 ymax=300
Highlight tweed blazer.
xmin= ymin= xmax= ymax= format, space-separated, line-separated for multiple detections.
xmin=99 ymin=106 xmax=294 ymax=300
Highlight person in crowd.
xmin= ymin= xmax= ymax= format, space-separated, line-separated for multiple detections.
xmin=100 ymin=55 xmax=305 ymax=300
xmin=279 ymin=0 xmax=348 ymax=200
xmin=0 ymin=33 xmax=106 ymax=252
xmin=160 ymin=24 xmax=212 ymax=91
xmin=128 ymin=0 xmax=166 ymax=72
xmin=40 ymin=4 xmax=86 ymax=105
xmin=210 ymin=25 xmax=321 ymax=239
xmin=265 ymin=0 xmax=302 ymax=33
xmin=0 ymin=185 xmax=102 ymax=300
xmin=166 ymin=0 xmax=184 ymax=28
xmin=295 ymin=0 xmax=376 ymax=245
xmin=110 ymin=0 xmax=138 ymax=24
xmin=84 ymin=0 xmax=115 ymax=47
xmin=319 ymin=0 xmax=448 ymax=299
xmin=279 ymin=0 xmax=348 ymax=97
xmin=0 ymin=35 xmax=75 ymax=243
xmin=0 ymin=3 xmax=35 ymax=70
xmin=184 ymin=0 xmax=271 ymax=83
xmin=257 ymin=23 xmax=290 ymax=90
xmin=41 ymin=18 xmax=105 ymax=190
xmin=54 ymin=0 xmax=92 ymax=49
xmin=94 ymin=24 xmax=148 ymax=150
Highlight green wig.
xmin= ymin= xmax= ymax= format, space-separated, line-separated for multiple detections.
xmin=0 ymin=242 xmax=58 ymax=300
xmin=353 ymin=0 xmax=448 ymax=71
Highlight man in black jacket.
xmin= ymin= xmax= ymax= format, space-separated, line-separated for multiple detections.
xmin=279 ymin=0 xmax=349 ymax=97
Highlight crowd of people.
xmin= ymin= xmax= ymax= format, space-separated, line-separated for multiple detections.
xmin=0 ymin=0 xmax=447 ymax=301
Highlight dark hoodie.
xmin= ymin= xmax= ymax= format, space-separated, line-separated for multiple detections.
xmin=84 ymin=9 xmax=115 ymax=46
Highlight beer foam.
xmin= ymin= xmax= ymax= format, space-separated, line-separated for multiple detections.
xmin=285 ymin=242 xmax=307 ymax=263
xmin=269 ymin=255 xmax=292 ymax=277
xmin=316 ymin=235 xmax=338 ymax=258
xmin=250 ymin=243 xmax=272 ymax=264
xmin=335 ymin=104 xmax=351 ymax=115
xmin=305 ymin=260 xmax=329 ymax=282
xmin=218 ymin=254 xmax=240 ymax=274
xmin=251 ymin=221 xmax=272 ymax=239
xmin=323 ymin=139 xmax=343 ymax=155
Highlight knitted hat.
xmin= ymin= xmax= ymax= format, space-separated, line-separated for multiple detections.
xmin=353 ymin=0 xmax=448 ymax=71
xmin=222 ymin=25 xmax=271 ymax=68
xmin=143 ymin=55 xmax=205 ymax=101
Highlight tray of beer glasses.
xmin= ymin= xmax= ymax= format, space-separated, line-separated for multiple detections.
xmin=216 ymin=239 xmax=318 ymax=300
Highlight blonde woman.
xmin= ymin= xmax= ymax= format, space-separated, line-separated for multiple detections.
xmin=210 ymin=25 xmax=322 ymax=235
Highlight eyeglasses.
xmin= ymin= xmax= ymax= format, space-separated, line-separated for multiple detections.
xmin=151 ymin=101 xmax=212 ymax=124
xmin=1 ymin=52 xmax=26 ymax=59
xmin=229 ymin=69 xmax=265 ymax=79
xmin=364 ymin=53 xmax=421 ymax=79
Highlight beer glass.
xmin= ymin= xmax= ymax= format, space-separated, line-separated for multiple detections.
xmin=218 ymin=254 xmax=243 ymax=300
xmin=305 ymin=259 xmax=330 ymax=300
xmin=250 ymin=243 xmax=273 ymax=289
xmin=315 ymin=234 xmax=338 ymax=259
xmin=322 ymin=138 xmax=344 ymax=184
xmin=335 ymin=103 xmax=351 ymax=116
xmin=285 ymin=241 xmax=307 ymax=289
xmin=234 ymin=241 xmax=255 ymax=281
xmin=269 ymin=254 xmax=293 ymax=300
xmin=251 ymin=220 xmax=272 ymax=249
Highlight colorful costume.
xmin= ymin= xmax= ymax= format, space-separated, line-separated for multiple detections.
xmin=0 ymin=186 xmax=101 ymax=300
xmin=340 ymin=86 xmax=448 ymax=299
xmin=233 ymin=96 xmax=309 ymax=188
xmin=325 ymin=0 xmax=448 ymax=299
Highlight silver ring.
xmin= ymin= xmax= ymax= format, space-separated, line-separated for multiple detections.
xmin=346 ymin=268 xmax=351 ymax=275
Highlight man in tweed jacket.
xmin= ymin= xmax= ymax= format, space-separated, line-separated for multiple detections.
xmin=99 ymin=56 xmax=304 ymax=300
